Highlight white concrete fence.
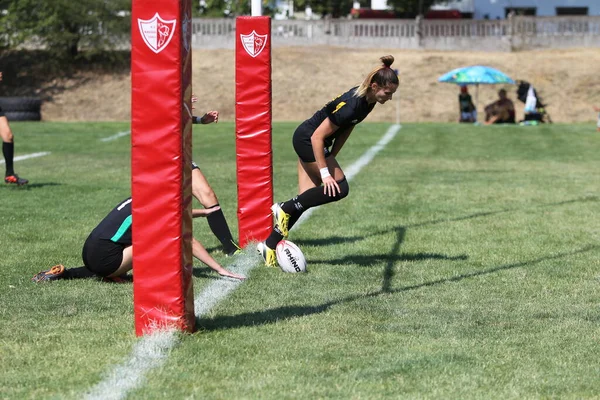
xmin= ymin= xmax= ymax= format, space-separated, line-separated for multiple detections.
xmin=192 ymin=15 xmax=600 ymax=51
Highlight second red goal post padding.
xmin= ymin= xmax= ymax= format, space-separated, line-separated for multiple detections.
xmin=235 ymin=16 xmax=273 ymax=248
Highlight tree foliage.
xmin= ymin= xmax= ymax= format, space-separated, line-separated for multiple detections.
xmin=0 ymin=0 xmax=131 ymax=58
xmin=0 ymin=0 xmax=441 ymax=59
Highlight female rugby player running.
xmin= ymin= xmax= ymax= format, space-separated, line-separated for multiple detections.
xmin=32 ymin=197 xmax=246 ymax=282
xmin=258 ymin=55 xmax=399 ymax=267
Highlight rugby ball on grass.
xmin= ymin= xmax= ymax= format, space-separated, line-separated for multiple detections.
xmin=275 ymin=240 xmax=307 ymax=273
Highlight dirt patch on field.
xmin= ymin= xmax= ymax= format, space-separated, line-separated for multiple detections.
xmin=40 ymin=47 xmax=600 ymax=123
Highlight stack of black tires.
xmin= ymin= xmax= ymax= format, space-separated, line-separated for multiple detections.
xmin=0 ymin=97 xmax=42 ymax=121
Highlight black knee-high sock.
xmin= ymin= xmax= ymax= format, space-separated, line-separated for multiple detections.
xmin=283 ymin=177 xmax=350 ymax=214
xmin=63 ymin=267 xmax=98 ymax=279
xmin=3 ymin=142 xmax=14 ymax=176
xmin=266 ymin=198 xmax=305 ymax=248
xmin=265 ymin=211 xmax=302 ymax=249
xmin=266 ymin=179 xmax=350 ymax=249
xmin=287 ymin=212 xmax=302 ymax=231
xmin=206 ymin=204 xmax=238 ymax=254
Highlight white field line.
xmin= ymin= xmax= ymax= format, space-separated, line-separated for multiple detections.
xmin=83 ymin=123 xmax=401 ymax=400
xmin=84 ymin=253 xmax=259 ymax=400
xmin=0 ymin=151 xmax=50 ymax=164
xmin=100 ymin=130 xmax=131 ymax=142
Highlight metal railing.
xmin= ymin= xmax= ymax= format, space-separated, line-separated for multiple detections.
xmin=191 ymin=15 xmax=600 ymax=51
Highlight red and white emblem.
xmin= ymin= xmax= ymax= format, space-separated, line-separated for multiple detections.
xmin=138 ymin=13 xmax=177 ymax=54
xmin=240 ymin=30 xmax=268 ymax=58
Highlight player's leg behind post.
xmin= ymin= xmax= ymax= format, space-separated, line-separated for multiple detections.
xmin=191 ymin=165 xmax=240 ymax=256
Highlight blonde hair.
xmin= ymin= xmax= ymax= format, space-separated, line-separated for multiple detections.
xmin=354 ymin=55 xmax=399 ymax=98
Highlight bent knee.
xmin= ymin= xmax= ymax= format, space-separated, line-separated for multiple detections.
xmin=192 ymin=186 xmax=218 ymax=206
xmin=337 ymin=178 xmax=349 ymax=200
xmin=0 ymin=123 xmax=13 ymax=142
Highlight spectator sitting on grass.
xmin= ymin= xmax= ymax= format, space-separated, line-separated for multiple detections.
xmin=484 ymin=89 xmax=515 ymax=125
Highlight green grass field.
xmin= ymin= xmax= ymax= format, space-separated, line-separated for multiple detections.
xmin=1 ymin=121 xmax=599 ymax=399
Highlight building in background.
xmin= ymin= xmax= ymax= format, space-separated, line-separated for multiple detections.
xmin=277 ymin=0 xmax=396 ymax=19
xmin=370 ymin=0 xmax=390 ymax=10
xmin=430 ymin=0 xmax=474 ymax=17
xmin=274 ymin=0 xmax=293 ymax=19
xmin=437 ymin=0 xmax=600 ymax=19
xmin=275 ymin=0 xmax=600 ymax=20
xmin=475 ymin=0 xmax=600 ymax=19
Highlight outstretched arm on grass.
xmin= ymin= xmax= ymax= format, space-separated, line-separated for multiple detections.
xmin=192 ymin=238 xmax=246 ymax=280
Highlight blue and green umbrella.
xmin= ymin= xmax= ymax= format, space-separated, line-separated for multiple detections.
xmin=438 ymin=65 xmax=515 ymax=108
xmin=438 ymin=65 xmax=515 ymax=85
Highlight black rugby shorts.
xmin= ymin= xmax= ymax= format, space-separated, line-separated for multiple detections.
xmin=293 ymin=125 xmax=331 ymax=163
xmin=82 ymin=235 xmax=125 ymax=277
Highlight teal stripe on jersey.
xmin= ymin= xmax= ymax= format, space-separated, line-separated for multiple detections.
xmin=111 ymin=215 xmax=132 ymax=242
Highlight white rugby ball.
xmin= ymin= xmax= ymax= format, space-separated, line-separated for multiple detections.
xmin=275 ymin=240 xmax=307 ymax=273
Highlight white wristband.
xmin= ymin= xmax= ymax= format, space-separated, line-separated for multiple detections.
xmin=320 ymin=167 xmax=331 ymax=179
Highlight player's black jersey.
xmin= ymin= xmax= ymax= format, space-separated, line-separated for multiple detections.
xmin=89 ymin=197 xmax=132 ymax=245
xmin=299 ymin=86 xmax=375 ymax=148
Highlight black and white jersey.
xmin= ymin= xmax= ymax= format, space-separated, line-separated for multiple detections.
xmin=299 ymin=86 xmax=375 ymax=148
xmin=88 ymin=197 xmax=133 ymax=245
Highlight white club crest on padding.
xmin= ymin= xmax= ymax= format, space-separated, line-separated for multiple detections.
xmin=138 ymin=13 xmax=177 ymax=54
xmin=240 ymin=30 xmax=268 ymax=58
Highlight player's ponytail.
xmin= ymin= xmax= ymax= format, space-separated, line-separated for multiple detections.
xmin=354 ymin=55 xmax=399 ymax=98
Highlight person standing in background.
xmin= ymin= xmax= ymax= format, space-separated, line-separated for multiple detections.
xmin=0 ymin=72 xmax=28 ymax=185
xmin=458 ymin=85 xmax=477 ymax=123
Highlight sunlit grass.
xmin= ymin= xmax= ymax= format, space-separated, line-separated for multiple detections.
xmin=1 ymin=121 xmax=599 ymax=399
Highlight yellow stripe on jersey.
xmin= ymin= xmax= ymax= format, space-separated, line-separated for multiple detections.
xmin=332 ymin=101 xmax=346 ymax=114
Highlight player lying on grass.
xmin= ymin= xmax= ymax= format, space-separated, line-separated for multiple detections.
xmin=191 ymin=99 xmax=241 ymax=257
xmin=258 ymin=55 xmax=399 ymax=267
xmin=32 ymin=197 xmax=246 ymax=282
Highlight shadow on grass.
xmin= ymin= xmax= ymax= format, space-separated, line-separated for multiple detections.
xmin=309 ymin=252 xmax=468 ymax=266
xmin=192 ymin=267 xmax=231 ymax=280
xmin=405 ymin=195 xmax=599 ymax=230
xmin=197 ymin=195 xmax=600 ymax=331
xmin=293 ymin=195 xmax=598 ymax=248
xmin=1 ymin=182 xmax=63 ymax=189
xmin=197 ymin=244 xmax=599 ymax=332
xmin=374 ymin=244 xmax=598 ymax=294
xmin=306 ymin=226 xmax=467 ymax=292
xmin=202 ymin=245 xmax=224 ymax=254
xmin=295 ymin=196 xmax=598 ymax=293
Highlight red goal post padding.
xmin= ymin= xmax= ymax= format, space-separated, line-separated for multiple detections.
xmin=131 ymin=0 xmax=195 ymax=335
xmin=235 ymin=16 xmax=273 ymax=248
